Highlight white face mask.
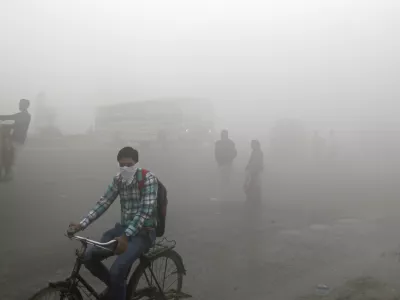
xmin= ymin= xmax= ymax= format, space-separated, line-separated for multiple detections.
xmin=119 ymin=166 xmax=137 ymax=182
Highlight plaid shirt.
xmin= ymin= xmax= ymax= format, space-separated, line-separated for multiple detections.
xmin=80 ymin=169 xmax=158 ymax=237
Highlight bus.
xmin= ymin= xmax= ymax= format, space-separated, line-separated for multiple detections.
xmin=94 ymin=99 xmax=215 ymax=147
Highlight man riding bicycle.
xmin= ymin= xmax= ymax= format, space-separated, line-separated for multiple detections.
xmin=68 ymin=146 xmax=158 ymax=300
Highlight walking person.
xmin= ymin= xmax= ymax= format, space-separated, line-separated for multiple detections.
xmin=244 ymin=140 xmax=264 ymax=203
xmin=0 ymin=99 xmax=31 ymax=180
xmin=214 ymin=129 xmax=237 ymax=200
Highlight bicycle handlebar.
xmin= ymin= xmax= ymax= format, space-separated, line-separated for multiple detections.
xmin=69 ymin=235 xmax=118 ymax=252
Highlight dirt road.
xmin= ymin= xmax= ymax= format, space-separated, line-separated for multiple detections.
xmin=1 ymin=145 xmax=400 ymax=299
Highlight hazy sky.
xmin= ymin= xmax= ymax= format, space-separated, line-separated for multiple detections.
xmin=1 ymin=0 xmax=399 ymax=133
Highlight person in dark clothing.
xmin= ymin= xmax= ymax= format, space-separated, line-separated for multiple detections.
xmin=0 ymin=99 xmax=31 ymax=145
xmin=215 ymin=130 xmax=237 ymax=189
xmin=0 ymin=126 xmax=15 ymax=180
xmin=215 ymin=130 xmax=237 ymax=166
xmin=0 ymin=99 xmax=31 ymax=180
xmin=215 ymin=130 xmax=237 ymax=178
xmin=244 ymin=140 xmax=264 ymax=203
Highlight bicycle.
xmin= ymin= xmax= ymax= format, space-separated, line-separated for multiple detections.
xmin=28 ymin=235 xmax=192 ymax=300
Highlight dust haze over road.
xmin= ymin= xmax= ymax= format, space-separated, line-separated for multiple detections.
xmin=1 ymin=0 xmax=400 ymax=299
xmin=2 ymin=137 xmax=400 ymax=299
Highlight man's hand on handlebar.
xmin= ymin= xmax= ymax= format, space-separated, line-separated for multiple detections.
xmin=67 ymin=222 xmax=82 ymax=237
xmin=66 ymin=223 xmax=126 ymax=254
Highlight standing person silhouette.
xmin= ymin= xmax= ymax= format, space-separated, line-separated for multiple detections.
xmin=214 ymin=129 xmax=237 ymax=200
xmin=0 ymin=99 xmax=31 ymax=180
xmin=244 ymin=140 xmax=264 ymax=203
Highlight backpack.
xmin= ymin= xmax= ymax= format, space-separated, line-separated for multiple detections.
xmin=138 ymin=169 xmax=168 ymax=237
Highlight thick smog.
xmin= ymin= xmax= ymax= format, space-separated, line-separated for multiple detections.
xmin=1 ymin=1 xmax=400 ymax=300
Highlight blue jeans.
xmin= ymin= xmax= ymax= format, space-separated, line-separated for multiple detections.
xmin=83 ymin=223 xmax=156 ymax=300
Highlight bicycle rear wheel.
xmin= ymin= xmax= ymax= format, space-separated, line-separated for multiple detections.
xmin=28 ymin=286 xmax=82 ymax=300
xmin=127 ymin=250 xmax=185 ymax=300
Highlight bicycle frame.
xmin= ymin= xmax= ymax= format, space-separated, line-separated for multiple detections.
xmin=61 ymin=243 xmax=102 ymax=299
xmin=58 ymin=241 xmax=169 ymax=300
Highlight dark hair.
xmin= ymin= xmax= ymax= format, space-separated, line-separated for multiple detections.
xmin=20 ymin=99 xmax=30 ymax=109
xmin=117 ymin=147 xmax=139 ymax=162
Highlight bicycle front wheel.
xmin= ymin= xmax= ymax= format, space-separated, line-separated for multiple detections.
xmin=28 ymin=286 xmax=82 ymax=300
